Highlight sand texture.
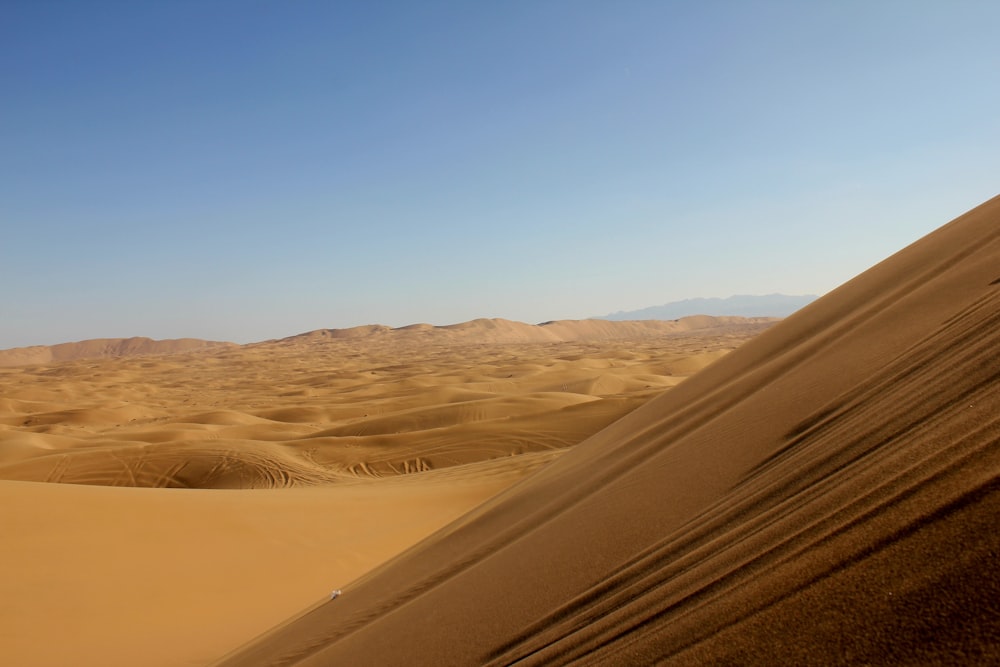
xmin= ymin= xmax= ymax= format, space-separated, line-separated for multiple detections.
xmin=215 ymin=195 xmax=1000 ymax=665
xmin=0 ymin=317 xmax=770 ymax=666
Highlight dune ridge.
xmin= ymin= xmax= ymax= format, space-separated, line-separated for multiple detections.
xmin=278 ymin=315 xmax=775 ymax=346
xmin=0 ymin=316 xmax=770 ymax=369
xmin=217 ymin=195 xmax=1000 ymax=665
xmin=0 ymin=336 xmax=237 ymax=367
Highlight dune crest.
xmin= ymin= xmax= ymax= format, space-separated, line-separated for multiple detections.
xmin=279 ymin=315 xmax=775 ymax=346
xmin=0 ymin=337 xmax=236 ymax=367
xmin=217 ymin=195 xmax=1000 ymax=665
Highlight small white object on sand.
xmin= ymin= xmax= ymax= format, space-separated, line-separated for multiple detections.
xmin=330 ymin=589 xmax=342 ymax=600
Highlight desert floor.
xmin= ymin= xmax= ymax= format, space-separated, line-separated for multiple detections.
xmin=0 ymin=320 xmax=770 ymax=666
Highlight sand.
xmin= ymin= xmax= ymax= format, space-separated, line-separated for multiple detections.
xmin=214 ymin=194 xmax=1000 ymax=665
xmin=0 ymin=337 xmax=236 ymax=368
xmin=0 ymin=317 xmax=770 ymax=666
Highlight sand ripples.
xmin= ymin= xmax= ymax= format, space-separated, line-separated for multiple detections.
xmin=0 ymin=324 xmax=765 ymax=490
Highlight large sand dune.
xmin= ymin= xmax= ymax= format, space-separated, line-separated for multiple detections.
xmin=216 ymin=195 xmax=1000 ymax=665
xmin=0 ymin=337 xmax=236 ymax=367
xmin=0 ymin=317 xmax=770 ymax=665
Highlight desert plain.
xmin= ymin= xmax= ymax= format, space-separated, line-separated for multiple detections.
xmin=0 ymin=316 xmax=772 ymax=666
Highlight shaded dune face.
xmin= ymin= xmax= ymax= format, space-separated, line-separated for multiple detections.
xmin=216 ymin=195 xmax=1000 ymax=666
xmin=0 ymin=322 xmax=767 ymax=490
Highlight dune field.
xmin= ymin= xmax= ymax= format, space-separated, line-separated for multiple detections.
xmin=214 ymin=195 xmax=1000 ymax=666
xmin=0 ymin=316 xmax=773 ymax=666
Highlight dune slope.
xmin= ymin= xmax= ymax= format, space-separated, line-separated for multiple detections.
xmin=218 ymin=194 xmax=1000 ymax=666
xmin=0 ymin=458 xmax=552 ymax=667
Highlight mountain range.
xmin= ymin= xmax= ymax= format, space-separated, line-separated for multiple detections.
xmin=599 ymin=293 xmax=817 ymax=320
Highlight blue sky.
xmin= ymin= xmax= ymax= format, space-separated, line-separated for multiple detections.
xmin=3 ymin=1 xmax=999 ymax=347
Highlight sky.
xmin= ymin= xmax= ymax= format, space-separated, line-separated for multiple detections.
xmin=3 ymin=1 xmax=1000 ymax=348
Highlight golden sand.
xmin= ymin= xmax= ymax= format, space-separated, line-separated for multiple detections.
xmin=0 ymin=317 xmax=770 ymax=666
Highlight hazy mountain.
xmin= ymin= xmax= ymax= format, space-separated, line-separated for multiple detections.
xmin=600 ymin=294 xmax=817 ymax=321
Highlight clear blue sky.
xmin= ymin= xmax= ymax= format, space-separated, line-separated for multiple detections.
xmin=3 ymin=1 xmax=999 ymax=347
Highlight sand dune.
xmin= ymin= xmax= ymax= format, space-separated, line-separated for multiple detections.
xmin=216 ymin=195 xmax=1000 ymax=666
xmin=0 ymin=321 xmax=764 ymax=490
xmin=0 ymin=463 xmax=544 ymax=666
xmin=280 ymin=314 xmax=775 ymax=346
xmin=0 ymin=318 xmax=771 ymax=666
xmin=0 ymin=337 xmax=236 ymax=367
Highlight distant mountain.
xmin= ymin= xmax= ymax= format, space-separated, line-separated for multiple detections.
xmin=0 ymin=337 xmax=236 ymax=367
xmin=599 ymin=294 xmax=817 ymax=321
